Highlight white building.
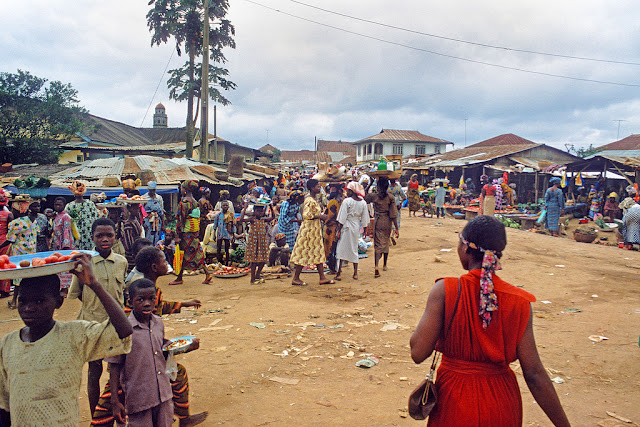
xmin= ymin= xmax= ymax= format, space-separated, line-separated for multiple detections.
xmin=353 ymin=129 xmax=452 ymax=163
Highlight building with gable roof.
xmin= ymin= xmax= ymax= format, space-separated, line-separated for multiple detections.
xmin=353 ymin=129 xmax=452 ymax=162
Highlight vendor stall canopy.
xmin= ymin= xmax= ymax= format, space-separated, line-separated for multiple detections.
xmin=46 ymin=155 xmax=271 ymax=188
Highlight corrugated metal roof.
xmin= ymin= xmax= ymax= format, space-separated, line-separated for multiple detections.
xmin=467 ymin=133 xmax=536 ymax=148
xmin=406 ymin=144 xmax=539 ymax=169
xmin=584 ymin=153 xmax=640 ymax=168
xmin=591 ymin=149 xmax=640 ymax=158
xmin=596 ymin=134 xmax=640 ymax=151
xmin=355 ymin=129 xmax=451 ymax=144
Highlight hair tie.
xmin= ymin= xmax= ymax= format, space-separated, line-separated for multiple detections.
xmin=459 ymin=233 xmax=501 ymax=329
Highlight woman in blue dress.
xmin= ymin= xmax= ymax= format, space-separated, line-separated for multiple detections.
xmin=277 ymin=190 xmax=304 ymax=249
xmin=544 ymin=177 xmax=565 ymax=237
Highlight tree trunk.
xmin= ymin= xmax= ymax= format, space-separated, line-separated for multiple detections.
xmin=185 ymin=39 xmax=196 ymax=158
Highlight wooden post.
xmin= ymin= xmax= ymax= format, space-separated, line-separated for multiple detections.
xmin=534 ymin=171 xmax=539 ymax=202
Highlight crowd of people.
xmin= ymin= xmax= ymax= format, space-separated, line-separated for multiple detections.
xmin=2 ymin=164 xmax=629 ymax=426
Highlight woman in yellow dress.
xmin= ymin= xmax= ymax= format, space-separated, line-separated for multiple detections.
xmin=290 ymin=179 xmax=336 ymax=286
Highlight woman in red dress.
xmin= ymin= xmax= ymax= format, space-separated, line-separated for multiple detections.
xmin=0 ymin=190 xmax=13 ymax=297
xmin=410 ymin=215 xmax=569 ymax=426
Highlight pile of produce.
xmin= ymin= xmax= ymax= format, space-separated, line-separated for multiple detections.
xmin=575 ymin=225 xmax=598 ymax=235
xmin=0 ymin=252 xmax=79 ymax=270
xmin=496 ymin=215 xmax=521 ymax=229
xmin=230 ymin=246 xmax=245 ymax=263
xmin=212 ymin=266 xmax=250 ymax=277
xmin=13 ymin=176 xmax=51 ymax=189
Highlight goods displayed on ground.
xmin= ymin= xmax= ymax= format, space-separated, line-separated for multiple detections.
xmin=210 ymin=264 xmax=250 ymax=278
xmin=302 ymin=264 xmax=330 ymax=273
xmin=163 ymin=335 xmax=196 ymax=354
xmin=0 ymin=250 xmax=98 ymax=280
xmin=574 ymin=225 xmax=598 ymax=243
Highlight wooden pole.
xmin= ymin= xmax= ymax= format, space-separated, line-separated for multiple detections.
xmin=534 ymin=171 xmax=539 ymax=202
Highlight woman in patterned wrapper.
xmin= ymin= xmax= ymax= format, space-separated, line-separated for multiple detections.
xmin=65 ymin=181 xmax=100 ymax=250
xmin=169 ymin=180 xmax=213 ymax=286
xmin=289 ymin=179 xmax=336 ymax=286
xmin=365 ymin=177 xmax=399 ymax=278
xmin=0 ymin=190 xmax=14 ymax=297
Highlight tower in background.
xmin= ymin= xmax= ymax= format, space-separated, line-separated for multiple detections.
xmin=153 ymin=103 xmax=168 ymax=128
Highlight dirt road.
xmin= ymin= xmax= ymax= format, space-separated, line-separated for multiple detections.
xmin=1 ymin=213 xmax=639 ymax=426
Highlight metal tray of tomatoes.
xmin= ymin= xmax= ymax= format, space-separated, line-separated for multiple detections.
xmin=0 ymin=250 xmax=98 ymax=280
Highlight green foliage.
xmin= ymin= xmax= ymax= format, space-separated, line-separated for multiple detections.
xmin=569 ymin=144 xmax=601 ymax=158
xmin=166 ymin=62 xmax=236 ymax=106
xmin=0 ymin=69 xmax=88 ymax=164
xmin=271 ymin=149 xmax=281 ymax=162
xmin=147 ymin=0 xmax=236 ymax=109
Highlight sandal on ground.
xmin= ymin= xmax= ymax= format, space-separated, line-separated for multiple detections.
xmin=7 ymin=301 xmax=16 ymax=309
xmin=334 ymin=275 xmax=342 ymax=281
xmin=319 ymin=279 xmax=335 ymax=285
xmin=168 ymin=280 xmax=184 ymax=286
xmin=353 ymin=274 xmax=358 ymax=280
xmin=291 ymin=280 xmax=308 ymax=286
xmin=383 ymin=266 xmax=388 ymax=271
xmin=202 ymin=276 xmax=212 ymax=284
xmin=374 ymin=268 xmax=380 ymax=278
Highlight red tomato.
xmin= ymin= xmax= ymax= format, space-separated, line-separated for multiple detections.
xmin=32 ymin=258 xmax=46 ymax=267
xmin=45 ymin=256 xmax=59 ymax=264
xmin=0 ymin=255 xmax=8 ymax=265
xmin=6 ymin=263 xmax=17 ymax=269
xmin=52 ymin=252 xmax=64 ymax=258
xmin=58 ymin=255 xmax=71 ymax=262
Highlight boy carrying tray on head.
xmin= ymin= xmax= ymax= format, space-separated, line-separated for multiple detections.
xmin=67 ymin=218 xmax=129 ymax=417
xmin=0 ymin=255 xmax=133 ymax=426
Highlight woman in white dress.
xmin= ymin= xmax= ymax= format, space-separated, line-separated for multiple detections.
xmin=335 ymin=181 xmax=370 ymax=280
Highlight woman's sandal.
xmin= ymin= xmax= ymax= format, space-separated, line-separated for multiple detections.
xmin=353 ymin=274 xmax=358 ymax=280
xmin=319 ymin=279 xmax=335 ymax=285
xmin=202 ymin=276 xmax=212 ymax=284
xmin=374 ymin=268 xmax=380 ymax=278
xmin=334 ymin=275 xmax=342 ymax=281
xmin=291 ymin=280 xmax=308 ymax=286
xmin=383 ymin=266 xmax=388 ymax=271
xmin=168 ymin=280 xmax=183 ymax=286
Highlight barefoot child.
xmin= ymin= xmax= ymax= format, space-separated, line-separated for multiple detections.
xmin=410 ymin=215 xmax=569 ymax=426
xmin=91 ymin=247 xmax=206 ymax=426
xmin=108 ymin=279 xmax=201 ymax=426
xmin=241 ymin=202 xmax=273 ymax=284
xmin=67 ymin=218 xmax=128 ymax=417
xmin=0 ymin=256 xmax=133 ymax=426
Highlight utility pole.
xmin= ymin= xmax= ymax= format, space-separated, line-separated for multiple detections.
xmin=613 ymin=119 xmax=626 ymax=140
xmin=199 ymin=0 xmax=210 ymax=164
xmin=464 ymin=118 xmax=468 ymax=147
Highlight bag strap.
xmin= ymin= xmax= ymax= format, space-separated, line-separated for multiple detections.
xmin=427 ymin=278 xmax=462 ymax=376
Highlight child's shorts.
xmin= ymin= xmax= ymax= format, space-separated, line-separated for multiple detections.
xmin=125 ymin=399 xmax=173 ymax=427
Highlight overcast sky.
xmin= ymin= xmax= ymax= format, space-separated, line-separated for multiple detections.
xmin=3 ymin=0 xmax=640 ymax=152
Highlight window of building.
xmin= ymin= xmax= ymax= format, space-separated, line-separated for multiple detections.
xmin=368 ymin=144 xmax=372 ymax=155
xmin=393 ymin=144 xmax=403 ymax=155
xmin=415 ymin=145 xmax=426 ymax=155
xmin=77 ymin=155 xmax=84 ymax=163
xmin=358 ymin=145 xmax=361 ymax=156
xmin=435 ymin=145 xmax=441 ymax=154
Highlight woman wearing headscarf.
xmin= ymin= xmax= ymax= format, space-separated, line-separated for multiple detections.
xmin=410 ymin=216 xmax=570 ymax=427
xmin=323 ymin=184 xmax=344 ymax=273
xmin=52 ymin=197 xmax=74 ymax=295
xmin=494 ymin=178 xmax=504 ymax=211
xmin=65 ymin=181 xmax=100 ymax=250
xmin=170 ymin=180 xmax=212 ymax=285
xmin=407 ymin=174 xmax=420 ymax=217
xmin=0 ymin=190 xmax=13 ymax=297
xmin=278 ymin=189 xmax=304 ymax=249
xmin=290 ymin=179 xmax=334 ymax=286
xmin=118 ymin=204 xmax=144 ymax=271
xmin=544 ymin=177 xmax=565 ymax=237
xmin=143 ymin=181 xmax=165 ymax=246
xmin=365 ymin=177 xmax=399 ymax=278
xmin=214 ymin=189 xmax=235 ymax=215
xmin=198 ymin=186 xmax=214 ymax=241
xmin=0 ymin=198 xmax=39 ymax=307
xmin=603 ymin=192 xmax=621 ymax=222
xmin=620 ymin=185 xmax=638 ymax=214
xmin=335 ymin=182 xmax=369 ymax=280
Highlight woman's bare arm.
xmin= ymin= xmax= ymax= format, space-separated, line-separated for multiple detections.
xmin=517 ymin=308 xmax=570 ymax=427
xmin=409 ymin=279 xmax=445 ymax=363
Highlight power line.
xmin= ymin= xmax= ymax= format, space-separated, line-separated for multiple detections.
xmin=242 ymin=0 xmax=640 ymax=87
xmin=140 ymin=49 xmax=175 ymax=128
xmin=287 ymin=0 xmax=640 ymax=67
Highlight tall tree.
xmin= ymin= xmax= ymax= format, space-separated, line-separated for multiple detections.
xmin=0 ymin=70 xmax=89 ymax=164
xmin=147 ymin=0 xmax=236 ymax=157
